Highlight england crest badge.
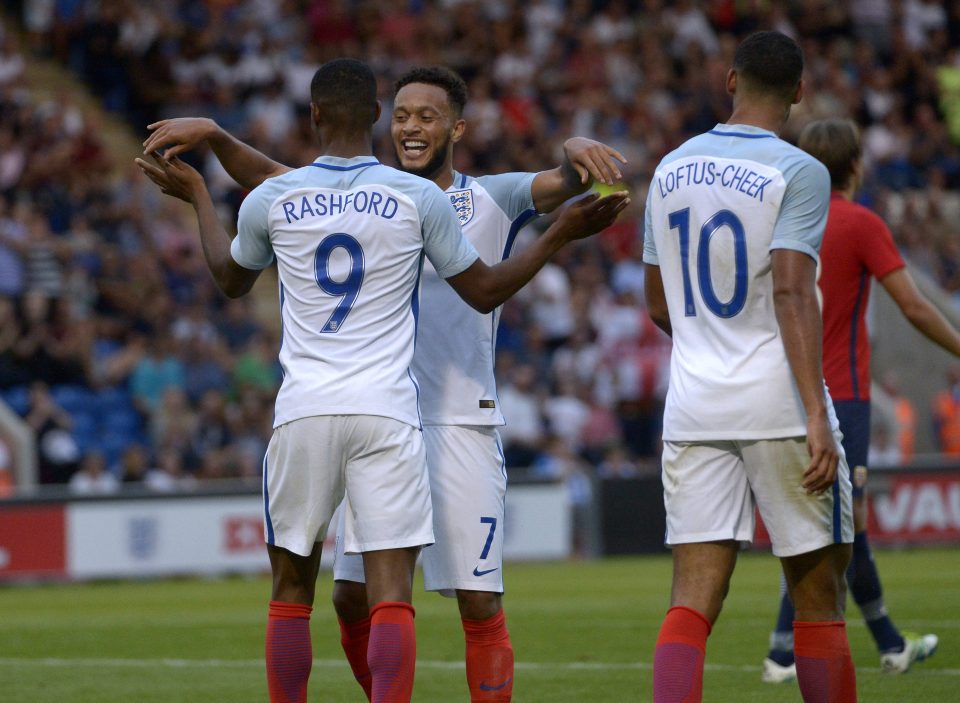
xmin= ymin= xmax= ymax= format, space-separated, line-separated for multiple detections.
xmin=448 ymin=189 xmax=475 ymax=226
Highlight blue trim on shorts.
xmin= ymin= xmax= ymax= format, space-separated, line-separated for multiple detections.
xmin=494 ymin=430 xmax=507 ymax=482
xmin=262 ymin=453 xmax=275 ymax=546
xmin=832 ymin=476 xmax=842 ymax=543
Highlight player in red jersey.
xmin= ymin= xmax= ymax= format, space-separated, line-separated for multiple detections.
xmin=762 ymin=118 xmax=960 ymax=683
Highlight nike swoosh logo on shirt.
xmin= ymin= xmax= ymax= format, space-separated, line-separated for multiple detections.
xmin=472 ymin=566 xmax=499 ymax=577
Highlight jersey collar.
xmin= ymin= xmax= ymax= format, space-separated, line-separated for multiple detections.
xmin=447 ymin=170 xmax=469 ymax=191
xmin=310 ymin=155 xmax=380 ymax=171
xmin=708 ymin=123 xmax=777 ymax=139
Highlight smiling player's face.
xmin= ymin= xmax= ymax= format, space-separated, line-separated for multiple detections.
xmin=391 ymin=83 xmax=462 ymax=182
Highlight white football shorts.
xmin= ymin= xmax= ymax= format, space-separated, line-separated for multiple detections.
xmin=334 ymin=425 xmax=507 ymax=596
xmin=661 ymin=436 xmax=853 ymax=557
xmin=263 ymin=415 xmax=434 ymax=557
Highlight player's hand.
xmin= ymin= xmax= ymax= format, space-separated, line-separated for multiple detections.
xmin=563 ymin=137 xmax=627 ymax=186
xmin=134 ymin=153 xmax=207 ymax=204
xmin=803 ymin=414 xmax=840 ymax=495
xmin=142 ymin=117 xmax=218 ymax=161
xmin=553 ymin=192 xmax=630 ymax=241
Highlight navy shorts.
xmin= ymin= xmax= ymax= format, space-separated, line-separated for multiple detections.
xmin=834 ymin=399 xmax=870 ymax=497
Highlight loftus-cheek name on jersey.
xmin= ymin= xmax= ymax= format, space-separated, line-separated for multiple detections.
xmin=657 ymin=160 xmax=773 ymax=202
xmin=280 ymin=190 xmax=399 ymax=223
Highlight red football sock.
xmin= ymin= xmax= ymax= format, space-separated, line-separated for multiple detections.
xmin=339 ymin=615 xmax=373 ymax=701
xmin=265 ymin=600 xmax=313 ymax=703
xmin=652 ymin=606 xmax=711 ymax=703
xmin=368 ymin=601 xmax=416 ymax=703
xmin=462 ymin=609 xmax=514 ymax=701
xmin=794 ymin=621 xmax=858 ymax=703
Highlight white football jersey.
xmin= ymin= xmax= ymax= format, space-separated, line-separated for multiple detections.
xmin=413 ymin=171 xmax=538 ymax=426
xmin=643 ymin=124 xmax=834 ymax=440
xmin=233 ymin=155 xmax=479 ymax=429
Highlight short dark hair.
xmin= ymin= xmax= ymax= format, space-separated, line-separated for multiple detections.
xmin=395 ymin=66 xmax=468 ymax=116
xmin=733 ymin=31 xmax=803 ymax=101
xmin=798 ymin=118 xmax=861 ymax=191
xmin=310 ymin=58 xmax=378 ymax=126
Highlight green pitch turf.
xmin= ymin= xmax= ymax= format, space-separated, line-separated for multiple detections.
xmin=0 ymin=548 xmax=957 ymax=701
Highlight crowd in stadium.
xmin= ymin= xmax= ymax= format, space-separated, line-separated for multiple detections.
xmin=3 ymin=0 xmax=960 ymax=491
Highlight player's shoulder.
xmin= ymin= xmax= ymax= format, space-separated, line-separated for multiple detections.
xmin=451 ymin=170 xmax=536 ymax=215
xmin=834 ymin=197 xmax=889 ymax=230
xmin=777 ymin=139 xmax=829 ymax=177
xmin=457 ymin=170 xmax=534 ymax=195
xmin=240 ymin=168 xmax=309 ymax=217
xmin=368 ymin=163 xmax=446 ymax=201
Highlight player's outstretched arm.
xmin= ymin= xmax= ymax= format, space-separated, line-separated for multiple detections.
xmin=772 ymin=248 xmax=838 ymax=494
xmin=880 ymin=268 xmax=960 ymax=357
xmin=142 ymin=117 xmax=292 ymax=190
xmin=135 ymin=155 xmax=260 ymax=298
xmin=531 ymin=137 xmax=628 ymax=213
xmin=446 ymin=192 xmax=629 ymax=313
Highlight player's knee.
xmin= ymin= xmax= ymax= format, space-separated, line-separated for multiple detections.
xmin=456 ymin=590 xmax=502 ymax=621
xmin=270 ymin=567 xmax=317 ymax=605
xmin=332 ymin=580 xmax=369 ymax=622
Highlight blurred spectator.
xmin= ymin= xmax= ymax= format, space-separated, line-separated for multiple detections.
xmin=217 ymin=297 xmax=260 ymax=352
xmin=129 ymin=333 xmax=185 ymax=415
xmin=868 ymin=423 xmax=902 ymax=468
xmin=69 ymin=450 xmax=119 ymax=495
xmin=596 ymin=443 xmax=640 ymax=480
xmin=543 ymin=377 xmax=591 ymax=453
xmin=932 ymin=366 xmax=960 ymax=455
xmin=0 ymin=200 xmax=27 ymax=298
xmin=878 ymin=371 xmax=917 ymax=463
xmin=25 ymin=380 xmax=79 ymax=484
xmin=119 ymin=443 xmax=150 ymax=485
xmin=0 ymin=296 xmax=27 ymax=388
xmin=232 ymin=331 xmax=280 ymax=395
xmin=498 ymin=363 xmax=545 ymax=468
xmin=145 ymin=446 xmax=196 ymax=493
xmin=188 ymin=389 xmax=232 ymax=472
xmin=531 ymin=435 xmax=594 ymax=557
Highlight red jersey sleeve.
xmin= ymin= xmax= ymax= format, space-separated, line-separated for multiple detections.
xmin=858 ymin=208 xmax=905 ymax=280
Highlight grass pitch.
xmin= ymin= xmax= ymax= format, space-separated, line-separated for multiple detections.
xmin=0 ymin=548 xmax=957 ymax=701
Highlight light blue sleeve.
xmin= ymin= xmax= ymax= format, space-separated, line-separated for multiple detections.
xmin=476 ymin=172 xmax=537 ymax=220
xmin=419 ymin=183 xmax=479 ymax=278
xmin=770 ymin=157 xmax=830 ymax=261
xmin=231 ymin=185 xmax=275 ymax=270
xmin=641 ymin=182 xmax=659 ymax=265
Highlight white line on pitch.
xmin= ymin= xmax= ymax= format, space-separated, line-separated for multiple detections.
xmin=0 ymin=658 xmax=957 ymax=677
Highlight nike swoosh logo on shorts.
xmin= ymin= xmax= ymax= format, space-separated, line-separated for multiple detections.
xmin=479 ymin=677 xmax=512 ymax=691
xmin=472 ymin=566 xmax=499 ymax=577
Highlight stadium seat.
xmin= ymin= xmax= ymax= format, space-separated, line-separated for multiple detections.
xmin=95 ymin=387 xmax=137 ymax=416
xmin=51 ymin=384 xmax=97 ymax=414
xmin=0 ymin=385 xmax=30 ymax=416
xmin=101 ymin=409 xmax=141 ymax=434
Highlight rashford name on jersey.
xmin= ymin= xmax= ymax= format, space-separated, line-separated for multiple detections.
xmin=656 ymin=159 xmax=774 ymax=202
xmin=280 ymin=190 xmax=400 ymax=223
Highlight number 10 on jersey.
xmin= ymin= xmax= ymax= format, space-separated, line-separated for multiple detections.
xmin=669 ymin=208 xmax=748 ymax=319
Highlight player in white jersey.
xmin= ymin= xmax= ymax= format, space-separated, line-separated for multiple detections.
xmin=136 ymin=58 xmax=627 ymax=703
xmin=141 ymin=65 xmax=626 ymax=702
xmin=642 ymin=33 xmax=856 ymax=703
